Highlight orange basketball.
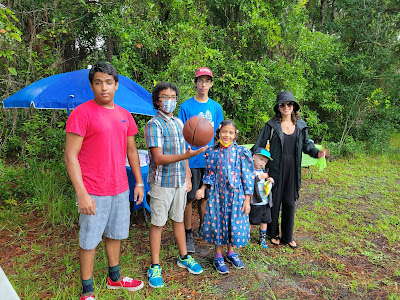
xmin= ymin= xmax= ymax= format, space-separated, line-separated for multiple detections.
xmin=182 ymin=116 xmax=214 ymax=147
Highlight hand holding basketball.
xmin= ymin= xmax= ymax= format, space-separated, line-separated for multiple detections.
xmin=183 ymin=116 xmax=214 ymax=147
xmin=185 ymin=145 xmax=208 ymax=159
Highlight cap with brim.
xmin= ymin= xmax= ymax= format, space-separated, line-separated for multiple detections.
xmin=195 ymin=67 xmax=213 ymax=78
xmin=255 ymin=148 xmax=273 ymax=161
xmin=273 ymin=91 xmax=300 ymax=114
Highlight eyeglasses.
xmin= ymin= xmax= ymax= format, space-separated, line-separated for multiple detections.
xmin=278 ymin=101 xmax=294 ymax=108
xmin=197 ymin=79 xmax=212 ymax=84
xmin=158 ymin=95 xmax=178 ymax=101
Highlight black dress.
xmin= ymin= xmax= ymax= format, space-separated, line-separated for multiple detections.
xmin=268 ymin=129 xmax=297 ymax=243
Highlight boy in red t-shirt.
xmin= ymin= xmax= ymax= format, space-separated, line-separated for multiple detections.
xmin=65 ymin=62 xmax=144 ymax=300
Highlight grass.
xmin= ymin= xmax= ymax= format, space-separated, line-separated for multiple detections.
xmin=1 ymin=154 xmax=400 ymax=299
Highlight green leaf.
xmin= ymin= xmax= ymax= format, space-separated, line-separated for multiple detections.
xmin=8 ymin=67 xmax=17 ymax=76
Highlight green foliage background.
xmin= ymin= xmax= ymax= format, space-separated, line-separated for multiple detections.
xmin=0 ymin=0 xmax=399 ymax=212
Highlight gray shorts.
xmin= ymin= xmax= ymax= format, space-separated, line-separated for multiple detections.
xmin=78 ymin=190 xmax=130 ymax=250
xmin=148 ymin=183 xmax=187 ymax=226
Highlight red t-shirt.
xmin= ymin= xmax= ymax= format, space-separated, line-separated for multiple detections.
xmin=66 ymin=99 xmax=138 ymax=196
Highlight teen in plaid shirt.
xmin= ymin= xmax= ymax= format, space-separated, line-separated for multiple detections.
xmin=144 ymin=81 xmax=207 ymax=288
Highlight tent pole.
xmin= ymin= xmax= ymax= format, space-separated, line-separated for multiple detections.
xmin=67 ymin=95 xmax=74 ymax=116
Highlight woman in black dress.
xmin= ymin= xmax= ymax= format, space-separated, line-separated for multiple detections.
xmin=252 ymin=91 xmax=326 ymax=248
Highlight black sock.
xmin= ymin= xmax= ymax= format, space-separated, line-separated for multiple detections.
xmin=185 ymin=229 xmax=192 ymax=235
xmin=151 ymin=263 xmax=160 ymax=268
xmin=82 ymin=278 xmax=94 ymax=295
xmin=180 ymin=254 xmax=188 ymax=260
xmin=109 ymin=264 xmax=121 ymax=282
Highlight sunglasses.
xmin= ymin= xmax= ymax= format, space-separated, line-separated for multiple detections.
xmin=278 ymin=101 xmax=294 ymax=108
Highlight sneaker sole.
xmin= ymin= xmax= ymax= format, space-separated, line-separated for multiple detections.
xmin=147 ymin=270 xmax=164 ymax=288
xmin=226 ymin=258 xmax=245 ymax=269
xmin=148 ymin=281 xmax=164 ymax=289
xmin=106 ymin=281 xmax=144 ymax=291
xmin=177 ymin=261 xmax=203 ymax=274
xmin=213 ymin=262 xmax=230 ymax=274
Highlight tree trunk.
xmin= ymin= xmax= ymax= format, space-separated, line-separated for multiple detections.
xmin=107 ymin=35 xmax=113 ymax=63
xmin=320 ymin=0 xmax=328 ymax=27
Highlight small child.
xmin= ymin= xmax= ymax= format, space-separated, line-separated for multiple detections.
xmin=144 ymin=81 xmax=206 ymax=288
xmin=196 ymin=119 xmax=255 ymax=274
xmin=250 ymin=148 xmax=275 ymax=249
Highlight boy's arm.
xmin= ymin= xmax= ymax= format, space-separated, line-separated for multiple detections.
xmin=185 ymin=159 xmax=192 ymax=192
xmin=64 ymin=132 xmax=96 ymax=215
xmin=127 ymin=135 xmax=144 ymax=205
xmin=150 ymin=146 xmax=207 ymax=166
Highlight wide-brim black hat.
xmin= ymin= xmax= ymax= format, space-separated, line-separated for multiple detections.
xmin=273 ymin=91 xmax=300 ymax=114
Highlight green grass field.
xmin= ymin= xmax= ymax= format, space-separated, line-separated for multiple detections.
xmin=1 ymin=154 xmax=399 ymax=299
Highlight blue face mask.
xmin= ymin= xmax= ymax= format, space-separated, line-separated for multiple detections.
xmin=161 ymin=99 xmax=177 ymax=113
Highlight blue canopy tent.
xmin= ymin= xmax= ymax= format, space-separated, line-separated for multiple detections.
xmin=2 ymin=68 xmax=155 ymax=220
xmin=2 ymin=69 xmax=157 ymax=116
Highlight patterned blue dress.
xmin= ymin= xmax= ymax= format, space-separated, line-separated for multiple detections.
xmin=201 ymin=142 xmax=255 ymax=248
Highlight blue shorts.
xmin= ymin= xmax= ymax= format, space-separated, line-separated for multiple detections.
xmin=78 ymin=190 xmax=130 ymax=250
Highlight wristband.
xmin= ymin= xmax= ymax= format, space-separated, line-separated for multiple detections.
xmin=135 ymin=183 xmax=144 ymax=187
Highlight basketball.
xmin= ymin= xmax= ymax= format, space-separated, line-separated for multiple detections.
xmin=182 ymin=116 xmax=214 ymax=147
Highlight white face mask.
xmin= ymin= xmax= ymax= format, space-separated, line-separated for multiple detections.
xmin=161 ymin=99 xmax=177 ymax=113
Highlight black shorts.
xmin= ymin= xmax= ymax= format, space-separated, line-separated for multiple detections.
xmin=249 ymin=204 xmax=272 ymax=225
xmin=187 ymin=168 xmax=210 ymax=200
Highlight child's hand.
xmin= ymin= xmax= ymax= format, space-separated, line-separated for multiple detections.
xmin=195 ymin=188 xmax=205 ymax=200
xmin=186 ymin=145 xmax=208 ymax=159
xmin=258 ymin=173 xmax=269 ymax=180
xmin=77 ymin=194 xmax=97 ymax=215
xmin=241 ymin=195 xmax=251 ymax=215
xmin=267 ymin=177 xmax=275 ymax=185
xmin=133 ymin=186 xmax=144 ymax=205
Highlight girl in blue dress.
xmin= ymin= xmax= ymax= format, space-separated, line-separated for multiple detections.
xmin=195 ymin=119 xmax=255 ymax=274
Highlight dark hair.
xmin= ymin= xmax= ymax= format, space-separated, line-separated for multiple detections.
xmin=273 ymin=110 xmax=301 ymax=124
xmin=214 ymin=119 xmax=238 ymax=144
xmin=152 ymin=81 xmax=179 ymax=110
xmin=89 ymin=62 xmax=118 ymax=84
xmin=194 ymin=75 xmax=213 ymax=83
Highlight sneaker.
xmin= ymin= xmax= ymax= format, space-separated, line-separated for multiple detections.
xmin=226 ymin=253 xmax=244 ymax=269
xmin=147 ymin=265 xmax=164 ymax=288
xmin=106 ymin=276 xmax=144 ymax=291
xmin=80 ymin=295 xmax=95 ymax=300
xmin=213 ymin=257 xmax=229 ymax=274
xmin=186 ymin=231 xmax=195 ymax=253
xmin=177 ymin=255 xmax=203 ymax=274
xmin=260 ymin=237 xmax=269 ymax=249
